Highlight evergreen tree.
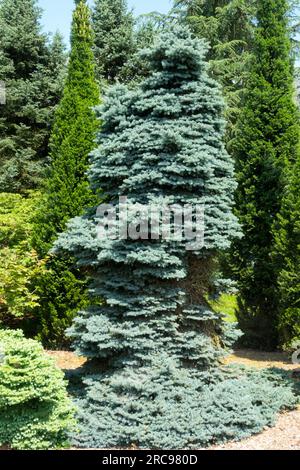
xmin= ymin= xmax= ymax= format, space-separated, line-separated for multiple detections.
xmin=296 ymin=68 xmax=300 ymax=106
xmin=92 ymin=0 xmax=135 ymax=83
xmin=273 ymin=155 xmax=300 ymax=348
xmin=231 ymin=0 xmax=300 ymax=349
xmin=32 ymin=0 xmax=100 ymax=347
xmin=0 ymin=0 xmax=66 ymax=192
xmin=118 ymin=13 xmax=165 ymax=84
xmin=174 ymin=0 xmax=256 ymax=143
xmin=55 ymin=26 xmax=297 ymax=449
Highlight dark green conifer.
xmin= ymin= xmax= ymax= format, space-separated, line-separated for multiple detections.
xmin=92 ymin=0 xmax=134 ymax=83
xmin=231 ymin=0 xmax=299 ymax=348
xmin=0 ymin=0 xmax=66 ymax=192
xmin=273 ymin=155 xmax=300 ymax=348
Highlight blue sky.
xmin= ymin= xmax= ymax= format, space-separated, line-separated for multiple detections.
xmin=39 ymin=0 xmax=172 ymax=44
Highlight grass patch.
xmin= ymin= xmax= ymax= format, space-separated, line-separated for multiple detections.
xmin=211 ymin=294 xmax=238 ymax=323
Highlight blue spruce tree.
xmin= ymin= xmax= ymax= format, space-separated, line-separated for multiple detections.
xmin=56 ymin=26 xmax=298 ymax=449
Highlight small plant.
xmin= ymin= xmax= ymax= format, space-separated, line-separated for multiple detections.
xmin=0 ymin=329 xmax=75 ymax=450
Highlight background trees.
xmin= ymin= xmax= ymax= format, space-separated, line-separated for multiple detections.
xmin=175 ymin=0 xmax=256 ymax=143
xmin=0 ymin=192 xmax=41 ymax=329
xmin=0 ymin=0 xmax=66 ymax=192
xmin=273 ymin=151 xmax=300 ymax=348
xmin=231 ymin=0 xmax=300 ymax=348
xmin=92 ymin=0 xmax=135 ymax=83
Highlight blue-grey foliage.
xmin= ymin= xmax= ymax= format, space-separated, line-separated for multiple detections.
xmin=56 ymin=26 xmax=298 ymax=449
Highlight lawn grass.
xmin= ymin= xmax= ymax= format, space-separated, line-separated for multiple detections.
xmin=211 ymin=294 xmax=238 ymax=323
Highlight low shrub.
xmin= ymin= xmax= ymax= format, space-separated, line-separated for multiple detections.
xmin=0 ymin=329 xmax=75 ymax=450
xmin=71 ymin=359 xmax=299 ymax=449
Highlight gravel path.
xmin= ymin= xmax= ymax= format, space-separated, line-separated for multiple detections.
xmin=211 ymin=408 xmax=300 ymax=450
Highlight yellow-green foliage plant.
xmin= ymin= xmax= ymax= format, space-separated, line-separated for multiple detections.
xmin=0 ymin=330 xmax=75 ymax=450
xmin=0 ymin=192 xmax=43 ymax=327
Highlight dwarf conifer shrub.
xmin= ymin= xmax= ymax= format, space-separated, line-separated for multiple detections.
xmin=56 ymin=26 xmax=298 ymax=449
xmin=0 ymin=330 xmax=75 ymax=450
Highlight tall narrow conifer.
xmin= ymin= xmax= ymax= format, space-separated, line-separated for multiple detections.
xmin=231 ymin=0 xmax=299 ymax=348
xmin=32 ymin=0 xmax=100 ymax=346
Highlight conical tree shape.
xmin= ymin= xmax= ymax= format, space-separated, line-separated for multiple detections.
xmin=231 ymin=0 xmax=300 ymax=349
xmin=32 ymin=0 xmax=100 ymax=347
xmin=92 ymin=0 xmax=135 ymax=83
xmin=273 ymin=154 xmax=300 ymax=348
xmin=55 ymin=26 xmax=297 ymax=448
xmin=0 ymin=0 xmax=65 ymax=192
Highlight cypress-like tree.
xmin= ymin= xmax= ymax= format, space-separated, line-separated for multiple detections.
xmin=174 ymin=0 xmax=256 ymax=143
xmin=92 ymin=0 xmax=135 ymax=83
xmin=55 ymin=26 xmax=297 ymax=449
xmin=0 ymin=0 xmax=66 ymax=192
xmin=32 ymin=0 xmax=100 ymax=346
xmin=273 ymin=155 xmax=300 ymax=348
xmin=231 ymin=0 xmax=299 ymax=349
xmin=296 ymin=68 xmax=300 ymax=106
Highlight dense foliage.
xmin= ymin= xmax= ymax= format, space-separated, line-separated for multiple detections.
xmin=175 ymin=0 xmax=256 ymax=142
xmin=55 ymin=26 xmax=298 ymax=448
xmin=92 ymin=0 xmax=135 ymax=83
xmin=273 ymin=153 xmax=300 ymax=348
xmin=32 ymin=0 xmax=100 ymax=347
xmin=0 ymin=192 xmax=42 ymax=328
xmin=0 ymin=329 xmax=75 ymax=450
xmin=231 ymin=0 xmax=300 ymax=349
xmin=0 ymin=0 xmax=66 ymax=192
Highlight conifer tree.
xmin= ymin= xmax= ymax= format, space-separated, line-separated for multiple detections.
xmin=0 ymin=0 xmax=66 ymax=192
xmin=92 ymin=0 xmax=134 ymax=83
xmin=174 ymin=0 xmax=256 ymax=142
xmin=32 ymin=0 xmax=100 ymax=346
xmin=273 ymin=156 xmax=300 ymax=348
xmin=55 ymin=26 xmax=297 ymax=448
xmin=231 ymin=0 xmax=300 ymax=348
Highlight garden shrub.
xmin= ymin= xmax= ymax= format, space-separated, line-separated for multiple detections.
xmin=71 ymin=361 xmax=298 ymax=449
xmin=0 ymin=192 xmax=43 ymax=329
xmin=0 ymin=329 xmax=75 ymax=450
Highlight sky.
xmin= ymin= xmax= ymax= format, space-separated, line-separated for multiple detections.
xmin=38 ymin=0 xmax=172 ymax=44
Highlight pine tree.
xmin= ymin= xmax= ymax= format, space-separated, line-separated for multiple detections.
xmin=55 ymin=26 xmax=297 ymax=449
xmin=92 ymin=0 xmax=135 ymax=83
xmin=174 ymin=0 xmax=256 ymax=143
xmin=118 ymin=13 xmax=164 ymax=84
xmin=0 ymin=0 xmax=66 ymax=192
xmin=32 ymin=0 xmax=100 ymax=347
xmin=231 ymin=0 xmax=300 ymax=349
